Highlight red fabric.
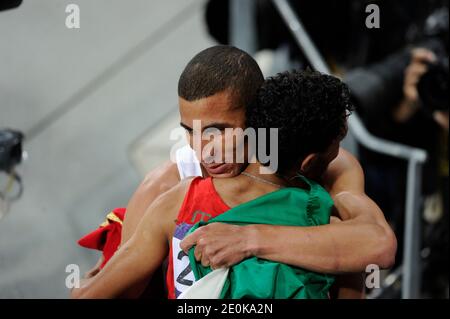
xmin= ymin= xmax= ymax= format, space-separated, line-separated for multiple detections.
xmin=78 ymin=207 xmax=126 ymax=269
xmin=166 ymin=177 xmax=230 ymax=299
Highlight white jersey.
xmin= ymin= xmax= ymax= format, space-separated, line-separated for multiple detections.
xmin=175 ymin=145 xmax=203 ymax=179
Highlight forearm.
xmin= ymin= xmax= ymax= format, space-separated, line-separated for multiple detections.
xmin=71 ymin=244 xmax=154 ymax=298
xmin=249 ymin=219 xmax=393 ymax=274
xmin=73 ymin=175 xmax=181 ymax=299
xmin=245 ymin=149 xmax=396 ymax=274
xmin=72 ymin=218 xmax=169 ymax=299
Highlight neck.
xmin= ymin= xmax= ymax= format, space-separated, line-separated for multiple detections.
xmin=243 ymin=162 xmax=312 ymax=190
xmin=242 ymin=162 xmax=288 ymax=187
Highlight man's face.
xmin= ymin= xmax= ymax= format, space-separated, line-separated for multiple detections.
xmin=179 ymin=90 xmax=247 ymax=178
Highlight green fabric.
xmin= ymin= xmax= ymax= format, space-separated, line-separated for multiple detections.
xmin=187 ymin=176 xmax=335 ymax=299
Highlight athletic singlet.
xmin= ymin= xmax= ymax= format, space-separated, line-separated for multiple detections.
xmin=166 ymin=176 xmax=229 ymax=299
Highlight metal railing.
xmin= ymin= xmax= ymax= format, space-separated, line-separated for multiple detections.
xmin=230 ymin=0 xmax=428 ymax=298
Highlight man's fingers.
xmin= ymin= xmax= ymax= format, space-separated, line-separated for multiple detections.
xmin=201 ymin=249 xmax=210 ymax=267
xmin=194 ymin=244 xmax=203 ymax=262
xmin=411 ymin=48 xmax=436 ymax=64
xmin=433 ymin=111 xmax=449 ymax=131
xmin=210 ymin=253 xmax=228 ymax=270
xmin=405 ymin=63 xmax=428 ymax=81
xmin=180 ymin=228 xmax=202 ymax=252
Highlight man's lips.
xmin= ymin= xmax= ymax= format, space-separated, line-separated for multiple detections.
xmin=204 ymin=163 xmax=232 ymax=175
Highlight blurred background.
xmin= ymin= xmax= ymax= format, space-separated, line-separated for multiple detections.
xmin=0 ymin=0 xmax=448 ymax=298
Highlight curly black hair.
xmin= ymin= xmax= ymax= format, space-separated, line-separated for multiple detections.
xmin=246 ymin=69 xmax=353 ymax=173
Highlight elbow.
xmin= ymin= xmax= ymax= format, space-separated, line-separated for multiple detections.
xmin=70 ymin=279 xmax=98 ymax=299
xmin=71 ymin=286 xmax=105 ymax=299
xmin=70 ymin=286 xmax=86 ymax=299
xmin=373 ymin=228 xmax=397 ymax=269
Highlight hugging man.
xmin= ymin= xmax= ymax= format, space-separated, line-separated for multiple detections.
xmin=75 ymin=46 xmax=396 ymax=298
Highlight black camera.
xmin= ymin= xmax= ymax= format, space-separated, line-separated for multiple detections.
xmin=418 ymin=7 xmax=449 ymax=112
xmin=418 ymin=56 xmax=449 ymax=112
xmin=0 ymin=129 xmax=24 ymax=172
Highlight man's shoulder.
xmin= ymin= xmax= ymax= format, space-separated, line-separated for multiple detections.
xmin=126 ymin=161 xmax=181 ymax=221
xmin=122 ymin=161 xmax=187 ymax=243
xmin=148 ymin=177 xmax=196 ymax=227
xmin=157 ymin=177 xmax=195 ymax=205
xmin=322 ymin=148 xmax=364 ymax=195
xmin=139 ymin=160 xmax=181 ymax=197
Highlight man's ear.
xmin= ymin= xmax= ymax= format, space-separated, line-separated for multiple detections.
xmin=300 ymin=153 xmax=317 ymax=174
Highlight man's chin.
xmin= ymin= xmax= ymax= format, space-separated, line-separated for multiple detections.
xmin=208 ymin=171 xmax=239 ymax=178
xmin=202 ymin=163 xmax=244 ymax=178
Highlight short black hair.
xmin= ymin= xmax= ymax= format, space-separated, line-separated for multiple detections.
xmin=178 ymin=45 xmax=264 ymax=108
xmin=246 ymin=69 xmax=353 ymax=173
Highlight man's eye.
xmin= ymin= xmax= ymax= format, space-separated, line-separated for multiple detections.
xmin=203 ymin=129 xmax=222 ymax=137
xmin=205 ymin=127 xmax=226 ymax=133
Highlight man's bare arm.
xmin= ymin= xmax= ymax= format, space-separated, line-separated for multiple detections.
xmin=249 ymin=148 xmax=396 ymax=273
xmin=84 ymin=161 xmax=180 ymax=279
xmin=71 ymin=180 xmax=189 ymax=299
xmin=121 ymin=160 xmax=180 ymax=244
xmin=325 ymin=148 xmax=397 ymax=268
xmin=181 ymin=148 xmax=397 ymax=273
xmin=83 ymin=256 xmax=104 ymax=279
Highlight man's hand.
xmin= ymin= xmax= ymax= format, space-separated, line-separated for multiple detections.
xmin=180 ymin=223 xmax=256 ymax=269
xmin=404 ymin=48 xmax=436 ymax=103
xmin=180 ymin=149 xmax=397 ymax=274
xmin=398 ymin=48 xmax=448 ymax=131
xmin=180 ymin=216 xmax=344 ymax=269
xmin=433 ymin=110 xmax=449 ymax=131
xmin=394 ymin=48 xmax=436 ymax=122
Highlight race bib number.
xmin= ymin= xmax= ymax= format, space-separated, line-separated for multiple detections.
xmin=172 ymin=223 xmax=196 ymax=298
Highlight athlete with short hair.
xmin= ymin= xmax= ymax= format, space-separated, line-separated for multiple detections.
xmin=77 ymin=46 xmax=396 ymax=299
xmin=72 ymin=69 xmax=355 ymax=298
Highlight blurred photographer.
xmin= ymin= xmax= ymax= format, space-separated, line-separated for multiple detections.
xmin=346 ymin=6 xmax=449 ymax=297
xmin=206 ymin=0 xmax=448 ymax=297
